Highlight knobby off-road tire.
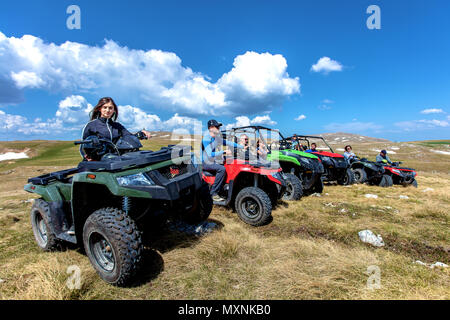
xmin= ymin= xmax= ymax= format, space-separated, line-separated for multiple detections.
xmin=411 ymin=179 xmax=418 ymax=188
xmin=83 ymin=207 xmax=143 ymax=287
xmin=182 ymin=183 xmax=213 ymax=224
xmin=338 ymin=169 xmax=356 ymax=186
xmin=235 ymin=187 xmax=272 ymax=227
xmin=379 ymin=174 xmax=393 ymax=187
xmin=282 ymin=173 xmax=303 ymax=201
xmin=30 ymin=199 xmax=61 ymax=251
xmin=352 ymin=168 xmax=367 ymax=183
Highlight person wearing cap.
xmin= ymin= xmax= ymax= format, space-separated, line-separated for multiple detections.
xmin=376 ymin=150 xmax=392 ymax=164
xmin=202 ymin=119 xmax=244 ymax=202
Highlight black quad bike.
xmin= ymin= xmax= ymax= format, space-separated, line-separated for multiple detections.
xmin=294 ymin=135 xmax=356 ymax=186
xmin=24 ymin=134 xmax=212 ymax=286
xmin=349 ymin=157 xmax=393 ymax=187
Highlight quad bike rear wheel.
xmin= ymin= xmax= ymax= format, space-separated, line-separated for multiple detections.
xmin=379 ymin=174 xmax=393 ymax=187
xmin=352 ymin=168 xmax=367 ymax=183
xmin=235 ymin=187 xmax=272 ymax=226
xmin=30 ymin=199 xmax=61 ymax=251
xmin=338 ymin=169 xmax=356 ymax=186
xmin=182 ymin=183 xmax=213 ymax=224
xmin=83 ymin=207 xmax=143 ymax=287
xmin=282 ymin=173 xmax=303 ymax=201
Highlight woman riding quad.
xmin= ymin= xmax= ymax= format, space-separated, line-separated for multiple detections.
xmin=81 ymin=97 xmax=152 ymax=160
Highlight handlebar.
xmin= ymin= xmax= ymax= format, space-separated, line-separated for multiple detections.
xmin=74 ymin=137 xmax=114 ymax=146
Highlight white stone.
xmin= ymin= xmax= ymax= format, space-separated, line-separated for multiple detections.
xmin=430 ymin=262 xmax=448 ymax=269
xmin=358 ymin=230 xmax=385 ymax=247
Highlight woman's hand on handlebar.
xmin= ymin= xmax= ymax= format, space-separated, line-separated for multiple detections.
xmin=142 ymin=130 xmax=152 ymax=139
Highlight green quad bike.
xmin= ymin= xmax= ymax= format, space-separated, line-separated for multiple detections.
xmin=226 ymin=126 xmax=324 ymax=199
xmin=24 ymin=134 xmax=212 ymax=286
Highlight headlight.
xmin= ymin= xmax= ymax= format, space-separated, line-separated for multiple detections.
xmin=116 ymin=172 xmax=155 ymax=186
xmin=321 ymin=156 xmax=330 ymax=162
xmin=392 ymin=169 xmax=401 ymax=174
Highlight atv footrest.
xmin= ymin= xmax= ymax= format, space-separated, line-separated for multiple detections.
xmin=28 ymin=168 xmax=80 ymax=185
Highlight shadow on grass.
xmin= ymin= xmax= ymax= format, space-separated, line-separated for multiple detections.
xmin=145 ymin=218 xmax=224 ymax=253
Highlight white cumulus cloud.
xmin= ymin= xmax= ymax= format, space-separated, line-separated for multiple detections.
xmin=0 ymin=95 xmax=201 ymax=138
xmin=295 ymin=114 xmax=306 ymax=121
xmin=0 ymin=31 xmax=300 ymax=116
xmin=395 ymin=119 xmax=449 ymax=131
xmin=311 ymin=57 xmax=343 ymax=74
xmin=225 ymin=115 xmax=277 ymax=130
xmin=420 ymin=108 xmax=445 ymax=114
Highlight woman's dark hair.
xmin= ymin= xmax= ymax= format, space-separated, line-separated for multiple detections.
xmin=345 ymin=145 xmax=352 ymax=151
xmin=90 ymin=97 xmax=118 ymax=121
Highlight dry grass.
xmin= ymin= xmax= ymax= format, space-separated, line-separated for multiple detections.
xmin=0 ymin=138 xmax=449 ymax=300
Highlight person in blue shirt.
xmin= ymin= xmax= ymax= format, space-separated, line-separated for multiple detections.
xmin=305 ymin=143 xmax=318 ymax=153
xmin=376 ymin=150 xmax=392 ymax=164
xmin=202 ymin=119 xmax=243 ymax=202
xmin=343 ymin=145 xmax=357 ymax=163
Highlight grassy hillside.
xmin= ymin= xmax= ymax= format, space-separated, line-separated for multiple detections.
xmin=0 ymin=136 xmax=448 ymax=300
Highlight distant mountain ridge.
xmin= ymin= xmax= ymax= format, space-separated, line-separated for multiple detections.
xmin=309 ymin=132 xmax=391 ymax=144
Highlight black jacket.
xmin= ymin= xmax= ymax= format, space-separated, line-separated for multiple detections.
xmin=82 ymin=117 xmax=134 ymax=143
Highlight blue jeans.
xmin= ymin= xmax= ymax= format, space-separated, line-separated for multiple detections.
xmin=202 ymin=163 xmax=226 ymax=196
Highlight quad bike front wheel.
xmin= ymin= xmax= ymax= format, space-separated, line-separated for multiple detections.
xmin=352 ymin=168 xmax=367 ymax=183
xmin=30 ymin=199 xmax=60 ymax=251
xmin=182 ymin=183 xmax=213 ymax=224
xmin=83 ymin=207 xmax=143 ymax=286
xmin=338 ymin=169 xmax=356 ymax=186
xmin=379 ymin=174 xmax=393 ymax=187
xmin=282 ymin=173 xmax=303 ymax=201
xmin=235 ymin=187 xmax=272 ymax=226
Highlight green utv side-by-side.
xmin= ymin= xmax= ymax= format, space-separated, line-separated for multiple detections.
xmin=24 ymin=135 xmax=212 ymax=286
xmin=263 ymin=128 xmax=324 ymax=195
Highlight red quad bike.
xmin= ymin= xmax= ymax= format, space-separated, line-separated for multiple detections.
xmin=382 ymin=161 xmax=418 ymax=187
xmin=296 ymin=135 xmax=356 ymax=185
xmin=202 ymin=130 xmax=287 ymax=227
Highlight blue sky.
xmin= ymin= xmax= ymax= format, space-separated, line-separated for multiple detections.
xmin=0 ymin=0 xmax=449 ymax=141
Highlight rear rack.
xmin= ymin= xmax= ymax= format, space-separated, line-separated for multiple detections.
xmin=28 ymin=167 xmax=80 ymax=185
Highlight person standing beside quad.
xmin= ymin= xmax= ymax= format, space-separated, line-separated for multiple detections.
xmin=376 ymin=150 xmax=393 ymax=164
xmin=81 ymin=97 xmax=152 ymax=160
xmin=202 ymin=119 xmax=244 ymax=202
